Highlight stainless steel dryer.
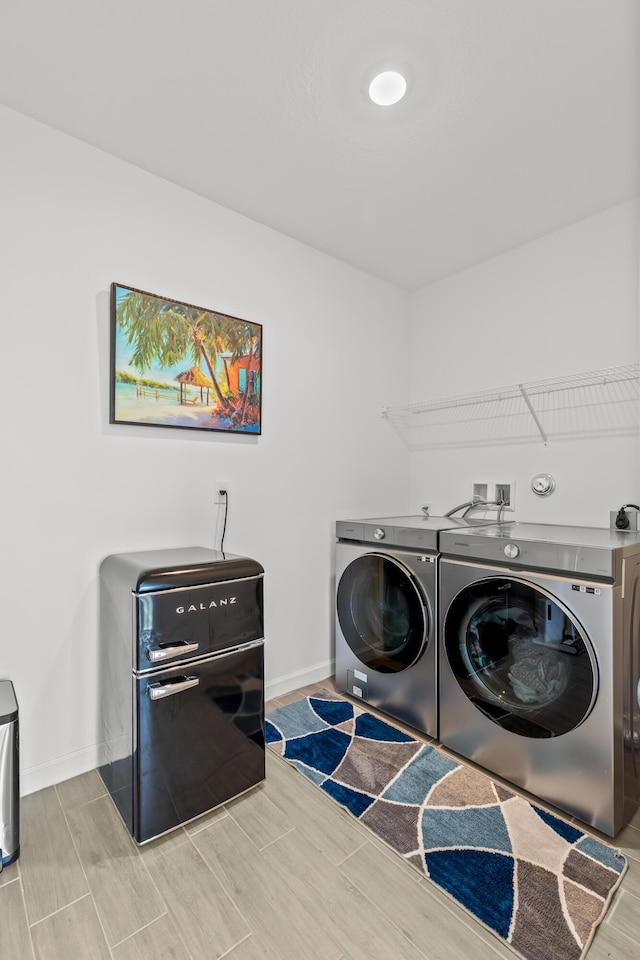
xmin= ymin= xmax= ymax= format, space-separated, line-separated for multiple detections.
xmin=438 ymin=522 xmax=640 ymax=836
xmin=335 ymin=515 xmax=492 ymax=739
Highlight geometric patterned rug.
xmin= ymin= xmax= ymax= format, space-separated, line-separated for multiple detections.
xmin=265 ymin=690 xmax=627 ymax=960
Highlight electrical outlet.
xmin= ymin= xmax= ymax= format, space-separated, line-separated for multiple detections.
xmin=213 ymin=482 xmax=229 ymax=504
xmin=495 ymin=482 xmax=515 ymax=510
xmin=610 ymin=509 xmax=638 ymax=531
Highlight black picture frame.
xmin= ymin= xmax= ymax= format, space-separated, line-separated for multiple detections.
xmin=110 ymin=283 xmax=262 ymax=436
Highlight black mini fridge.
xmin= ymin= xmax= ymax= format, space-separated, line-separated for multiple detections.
xmin=98 ymin=547 xmax=265 ymax=843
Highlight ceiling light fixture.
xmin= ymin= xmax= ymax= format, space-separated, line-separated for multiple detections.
xmin=368 ymin=70 xmax=407 ymax=106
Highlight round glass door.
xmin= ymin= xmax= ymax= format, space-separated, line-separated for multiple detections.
xmin=337 ymin=554 xmax=428 ymax=673
xmin=444 ymin=577 xmax=597 ymax=738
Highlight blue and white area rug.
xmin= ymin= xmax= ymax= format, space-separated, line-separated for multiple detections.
xmin=266 ymin=690 xmax=626 ymax=960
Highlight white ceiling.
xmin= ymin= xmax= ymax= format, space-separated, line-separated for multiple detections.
xmin=1 ymin=0 xmax=638 ymax=290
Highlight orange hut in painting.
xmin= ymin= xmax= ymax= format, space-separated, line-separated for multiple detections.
xmin=222 ymin=353 xmax=260 ymax=396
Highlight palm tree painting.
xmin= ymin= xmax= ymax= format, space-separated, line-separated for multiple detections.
xmin=110 ymin=283 xmax=262 ymax=434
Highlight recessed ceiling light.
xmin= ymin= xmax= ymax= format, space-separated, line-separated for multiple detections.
xmin=368 ymin=70 xmax=407 ymax=106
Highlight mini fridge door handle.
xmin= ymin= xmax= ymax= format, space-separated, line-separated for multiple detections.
xmin=148 ymin=641 xmax=199 ymax=663
xmin=147 ymin=676 xmax=199 ymax=700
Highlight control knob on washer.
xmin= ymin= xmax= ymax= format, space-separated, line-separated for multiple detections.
xmin=373 ymin=528 xmax=385 ymax=540
xmin=504 ymin=543 xmax=520 ymax=559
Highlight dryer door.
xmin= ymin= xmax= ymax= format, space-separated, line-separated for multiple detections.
xmin=337 ymin=553 xmax=428 ymax=673
xmin=444 ymin=576 xmax=597 ymax=738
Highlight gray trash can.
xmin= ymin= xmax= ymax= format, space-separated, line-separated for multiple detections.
xmin=0 ymin=681 xmax=19 ymax=867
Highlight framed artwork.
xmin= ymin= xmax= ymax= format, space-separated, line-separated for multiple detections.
xmin=110 ymin=283 xmax=262 ymax=435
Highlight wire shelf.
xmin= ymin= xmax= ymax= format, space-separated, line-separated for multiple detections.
xmin=382 ymin=363 xmax=640 ymax=450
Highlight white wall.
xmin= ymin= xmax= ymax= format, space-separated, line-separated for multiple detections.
xmin=0 ymin=105 xmax=410 ymax=794
xmin=3 ymin=101 xmax=637 ymax=796
xmin=407 ymin=200 xmax=640 ymax=525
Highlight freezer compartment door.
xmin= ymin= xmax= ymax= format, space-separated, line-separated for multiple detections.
xmin=134 ymin=642 xmax=264 ymax=843
xmin=136 ymin=574 xmax=264 ymax=670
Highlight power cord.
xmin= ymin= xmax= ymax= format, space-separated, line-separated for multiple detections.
xmin=615 ymin=503 xmax=640 ymax=530
xmin=218 ymin=490 xmax=229 ymax=552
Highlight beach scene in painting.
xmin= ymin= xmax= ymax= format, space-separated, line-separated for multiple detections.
xmin=111 ymin=284 xmax=262 ymax=433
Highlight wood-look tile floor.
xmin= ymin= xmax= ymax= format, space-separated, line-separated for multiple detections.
xmin=2 ymin=678 xmax=640 ymax=960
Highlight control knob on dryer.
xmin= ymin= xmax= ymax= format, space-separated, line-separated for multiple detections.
xmin=373 ymin=528 xmax=385 ymax=540
xmin=504 ymin=543 xmax=520 ymax=559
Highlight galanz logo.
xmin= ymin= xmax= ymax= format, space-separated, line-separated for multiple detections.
xmin=176 ymin=598 xmax=237 ymax=613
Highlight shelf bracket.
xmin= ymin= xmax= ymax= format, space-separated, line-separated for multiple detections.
xmin=518 ymin=384 xmax=548 ymax=443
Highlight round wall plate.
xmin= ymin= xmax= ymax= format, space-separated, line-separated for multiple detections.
xmin=531 ymin=473 xmax=556 ymax=496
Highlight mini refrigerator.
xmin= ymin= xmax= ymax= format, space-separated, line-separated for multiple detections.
xmin=98 ymin=547 xmax=265 ymax=843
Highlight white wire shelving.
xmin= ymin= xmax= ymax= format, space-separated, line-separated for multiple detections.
xmin=382 ymin=363 xmax=640 ymax=450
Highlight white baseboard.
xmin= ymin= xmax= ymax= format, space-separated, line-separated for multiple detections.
xmin=19 ymin=659 xmax=335 ymax=796
xmin=265 ymin=659 xmax=334 ymax=701
xmin=21 ymin=743 xmax=101 ymax=797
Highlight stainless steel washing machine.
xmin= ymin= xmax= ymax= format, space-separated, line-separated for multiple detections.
xmin=438 ymin=521 xmax=640 ymax=836
xmin=335 ymin=515 xmax=493 ymax=739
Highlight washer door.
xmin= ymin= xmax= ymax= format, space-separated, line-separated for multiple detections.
xmin=337 ymin=553 xmax=428 ymax=673
xmin=444 ymin=577 xmax=598 ymax=738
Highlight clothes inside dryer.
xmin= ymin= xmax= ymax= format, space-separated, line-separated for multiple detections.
xmin=336 ymin=553 xmax=427 ymax=673
xmin=444 ymin=577 xmax=597 ymax=738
